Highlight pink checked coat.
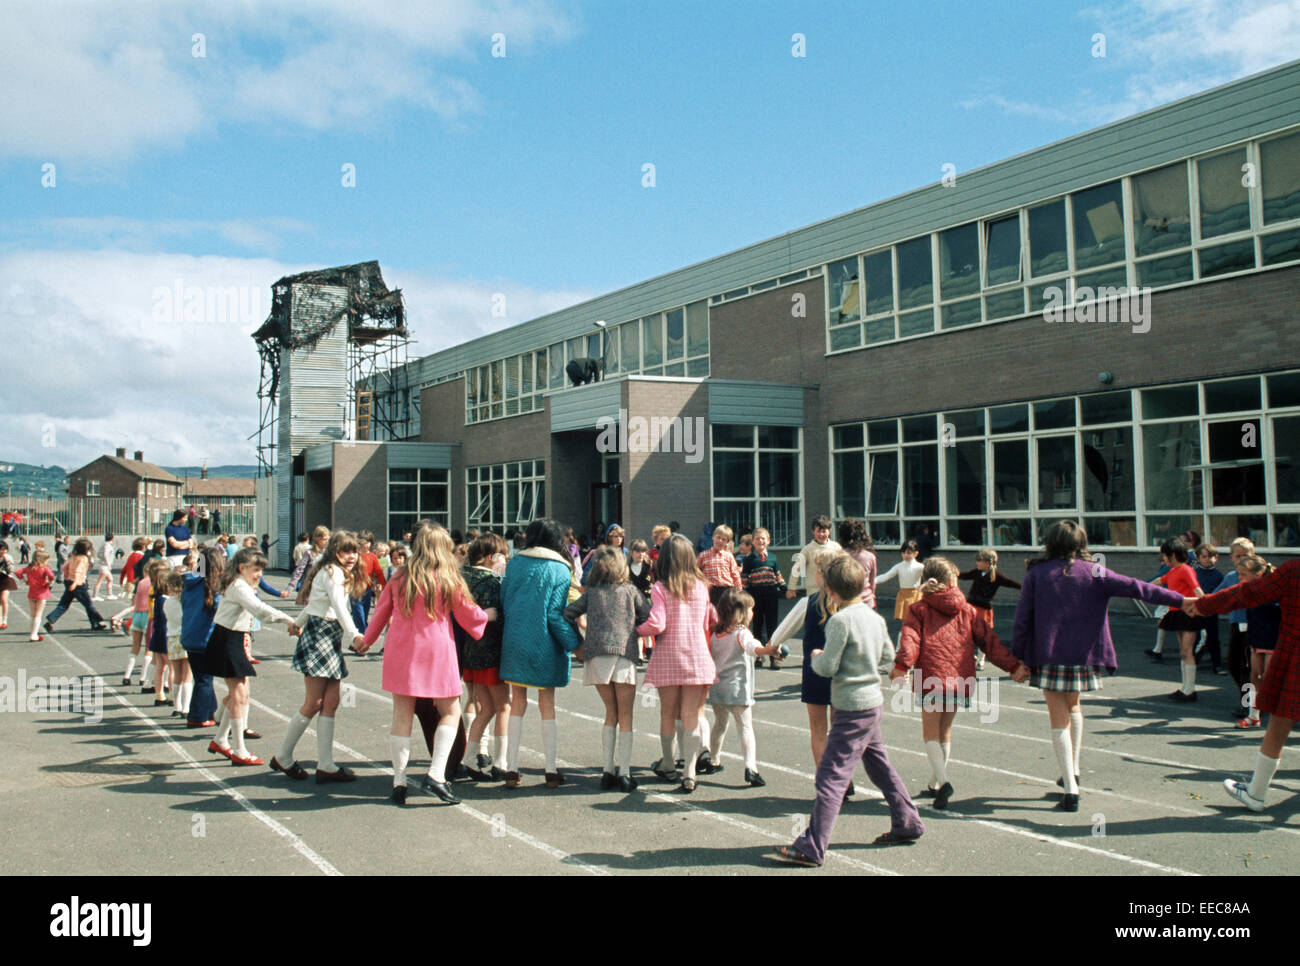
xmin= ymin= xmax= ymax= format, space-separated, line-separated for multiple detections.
xmin=637 ymin=580 xmax=719 ymax=687
xmin=363 ymin=577 xmax=488 ymax=699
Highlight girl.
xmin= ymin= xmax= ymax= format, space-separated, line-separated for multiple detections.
xmin=204 ymin=548 xmax=297 ymax=766
xmin=957 ymin=548 xmax=1022 ymax=669
xmin=564 ymin=545 xmax=651 ymax=792
xmin=148 ymin=569 xmax=188 ymax=713
xmin=91 ymin=533 xmax=116 ymax=600
xmin=498 ymin=518 xmax=584 ymax=789
xmin=637 ymin=534 xmax=718 ymax=793
xmin=110 ymin=537 xmax=148 ymax=632
xmin=741 ymin=527 xmax=786 ymax=669
xmin=144 ymin=558 xmax=173 ymax=705
xmin=1153 ymin=538 xmax=1205 ymax=702
xmin=124 ymin=559 xmax=156 ymax=687
xmin=357 ymin=523 xmax=489 ymax=805
xmin=875 ymin=540 xmax=924 ymax=622
xmin=628 ymin=538 xmax=654 ymax=663
xmin=387 ymin=543 xmax=408 ymax=582
xmin=289 ymin=525 xmax=329 ymax=592
xmin=43 ymin=538 xmax=107 ymax=633
xmin=1187 ymin=559 xmax=1300 ymax=810
xmin=0 ymin=540 xmax=14 ymax=629
xmin=459 ymin=533 xmax=511 ymax=782
xmin=273 ymin=531 xmax=369 ymax=782
xmin=581 ymin=524 xmax=628 ymax=584
xmin=1193 ymin=543 xmax=1225 ymax=675
xmin=837 ymin=518 xmax=878 ymax=610
xmin=1217 ymin=538 xmax=1256 ymax=719
xmin=1232 ymin=555 xmax=1279 ymax=729
xmin=180 ymin=548 xmax=225 ymax=727
xmin=706 ymin=588 xmax=784 ymax=787
xmin=564 ymin=527 xmax=582 ymax=573
xmin=15 ymin=548 xmax=54 ymax=641
xmin=889 ymin=556 xmax=1028 ymax=809
xmin=1011 ymin=521 xmax=1184 ymax=811
xmin=772 ymin=554 xmax=924 ymax=866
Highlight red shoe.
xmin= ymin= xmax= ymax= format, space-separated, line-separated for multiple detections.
xmin=243 ymin=729 xmax=261 ymax=740
xmin=208 ymin=740 xmax=233 ymax=759
xmin=0 ymin=623 xmax=7 ymax=630
xmin=187 ymin=719 xmax=217 ymax=728
xmin=249 ymin=658 xmax=262 ymax=664
xmin=229 ymin=751 xmax=265 ymax=766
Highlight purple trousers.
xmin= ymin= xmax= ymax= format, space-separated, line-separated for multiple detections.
xmin=793 ymin=704 xmax=924 ymax=864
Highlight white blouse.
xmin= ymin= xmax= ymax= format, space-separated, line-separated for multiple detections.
xmin=213 ymin=578 xmax=294 ymax=632
xmin=293 ymin=563 xmax=361 ymax=639
xmin=876 ymin=559 xmax=924 ymax=590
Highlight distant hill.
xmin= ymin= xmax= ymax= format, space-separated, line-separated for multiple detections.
xmin=163 ymin=465 xmax=261 ymax=480
xmin=0 ymin=461 xmax=69 ymax=499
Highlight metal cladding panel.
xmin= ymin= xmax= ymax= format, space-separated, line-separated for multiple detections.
xmin=281 ymin=283 xmax=349 ymax=459
xmin=550 ymin=378 xmax=622 ymax=433
xmin=394 ymin=60 xmax=1300 ymax=386
xmin=275 ymin=460 xmax=291 ymax=570
xmin=386 ymin=442 xmax=455 ymax=469
xmin=304 ymin=443 xmax=334 ymax=472
xmin=708 ymin=381 xmax=804 ymax=426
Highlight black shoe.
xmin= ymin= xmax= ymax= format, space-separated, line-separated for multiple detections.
xmin=121 ymin=678 xmax=131 ymax=687
xmin=43 ymin=621 xmax=54 ymax=633
xmin=844 ymin=783 xmax=855 ymax=798
xmin=1055 ymin=774 xmax=1081 ymax=789
xmin=141 ymin=686 xmax=155 ymax=694
xmin=600 ymin=771 xmax=617 ymax=790
xmin=422 ymin=776 xmax=460 ymax=804
xmin=465 ymin=767 xmax=495 ymax=782
xmin=452 ymin=762 xmax=471 ymax=780
xmin=696 ymin=754 xmax=721 ymax=775
xmin=475 ymin=753 xmax=493 ymax=772
xmin=768 ymin=658 xmax=778 ymax=670
xmin=933 ymin=782 xmax=954 ymax=810
xmin=1057 ymin=793 xmax=1079 ymax=812
xmin=271 ymin=756 xmax=309 ymax=781
xmin=92 ymin=622 xmax=108 ymax=631
xmin=391 ymin=786 xmax=407 ymax=805
xmin=744 ymin=768 xmax=766 ymax=787
xmin=617 ymin=774 xmax=638 ymax=793
xmin=651 ymin=759 xmax=677 ymax=781
xmin=1168 ymin=689 xmax=1197 ymax=703
xmin=316 ymin=765 xmax=357 ymax=784
xmin=918 ymin=786 xmax=937 ymax=798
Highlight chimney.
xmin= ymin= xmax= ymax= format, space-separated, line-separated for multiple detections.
xmin=115 ymin=447 xmax=126 ymax=458
xmin=133 ymin=450 xmax=143 ymax=462
xmin=200 ymin=467 xmax=208 ymax=479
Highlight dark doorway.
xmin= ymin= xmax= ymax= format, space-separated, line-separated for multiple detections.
xmin=589 ymin=481 xmax=621 ymax=545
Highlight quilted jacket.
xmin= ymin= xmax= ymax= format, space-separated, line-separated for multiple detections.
xmin=500 ymin=547 xmax=583 ymax=688
xmin=894 ymin=584 xmax=1022 ymax=696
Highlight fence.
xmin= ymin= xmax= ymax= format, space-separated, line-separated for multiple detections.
xmin=0 ymin=497 xmax=258 ymax=539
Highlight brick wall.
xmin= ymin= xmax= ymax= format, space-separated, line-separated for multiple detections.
xmin=624 ymin=380 xmax=710 ymax=543
xmin=331 ymin=442 xmax=388 ymax=536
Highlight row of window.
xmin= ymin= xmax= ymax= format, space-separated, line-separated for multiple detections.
xmin=711 ymin=425 xmax=804 ymax=549
xmin=709 ymin=267 xmax=821 ymax=305
xmin=388 ymin=467 xmax=450 ymax=539
xmin=825 ymin=127 xmax=1300 ymax=352
xmin=466 ymin=460 xmax=546 ymax=531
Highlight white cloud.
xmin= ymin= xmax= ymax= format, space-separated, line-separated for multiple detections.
xmin=6 ymin=216 xmax=316 ymax=255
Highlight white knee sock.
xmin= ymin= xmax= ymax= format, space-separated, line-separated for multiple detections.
xmin=1181 ymin=662 xmax=1197 ymax=695
xmin=144 ymin=660 xmax=156 ymax=686
xmin=738 ymin=707 xmax=757 ymax=772
xmin=709 ymin=705 xmax=728 ymax=759
xmin=1051 ymin=728 xmax=1077 ymax=794
xmin=601 ymin=725 xmax=616 ymax=773
xmin=492 ymin=733 xmax=507 ymax=767
xmin=1248 ymin=752 xmax=1279 ymax=802
xmin=1069 ymin=710 xmax=1083 ymax=777
xmin=463 ymin=707 xmax=476 ymax=737
xmin=506 ymin=715 xmax=523 ymax=771
xmin=124 ymin=654 xmax=136 ymax=680
xmin=660 ymin=733 xmax=675 ymax=766
xmin=316 ymin=715 xmax=337 ymax=772
xmin=697 ymin=714 xmax=711 ymax=756
xmin=1152 ymin=627 xmax=1165 ymax=654
xmin=542 ymin=718 xmax=558 ymax=772
xmin=230 ymin=716 xmax=248 ymax=757
xmin=479 ymin=731 xmax=491 ymax=757
xmin=389 ymin=734 xmax=410 ymax=788
xmin=277 ymin=711 xmax=311 ymax=765
xmin=617 ymin=730 xmax=633 ymax=776
xmin=683 ymin=728 xmax=702 ymax=780
xmin=215 ymin=712 xmax=233 ymax=748
xmin=429 ymin=724 xmax=457 ymax=781
xmin=1248 ymin=687 xmax=1260 ymax=722
xmin=674 ymin=719 xmax=684 ymax=761
xmin=941 ymin=741 xmax=951 ymax=764
xmin=215 ymin=701 xmax=227 ymax=727
xmin=925 ymin=741 xmax=948 ymax=787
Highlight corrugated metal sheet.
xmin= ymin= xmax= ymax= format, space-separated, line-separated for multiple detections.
xmin=303 ymin=443 xmax=333 ymax=472
xmin=396 ymin=60 xmax=1300 ymax=385
xmin=709 ymin=381 xmax=804 ymax=426
xmin=550 ymin=378 xmax=622 ymax=433
xmin=386 ymin=442 xmax=456 ymax=469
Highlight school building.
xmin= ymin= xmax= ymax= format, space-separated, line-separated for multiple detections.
xmin=305 ymin=61 xmax=1300 ymax=576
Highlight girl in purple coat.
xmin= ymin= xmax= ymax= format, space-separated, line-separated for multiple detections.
xmin=1011 ymin=521 xmax=1184 ymax=812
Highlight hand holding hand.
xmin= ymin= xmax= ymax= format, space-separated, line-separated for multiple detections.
xmin=280 ymin=589 xmax=291 ymax=598
xmin=1181 ymin=597 xmax=1200 ymax=617
xmin=888 ymin=666 xmax=907 ymax=682
xmin=353 ymin=634 xmax=368 ymax=653
xmin=287 ymin=623 xmax=301 ymax=637
xmin=785 ymin=590 xmax=796 ymax=599
xmin=1011 ymin=664 xmax=1029 ymax=683
xmin=483 ymin=606 xmax=499 ymax=623
xmin=810 ymin=648 xmax=823 ymax=659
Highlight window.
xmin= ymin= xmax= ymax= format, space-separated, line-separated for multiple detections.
xmin=387 ymin=467 xmax=449 ymax=538
xmin=1132 ymin=162 xmax=1191 ymax=256
xmin=642 ymin=315 xmax=663 ymax=370
xmin=465 ymin=460 xmax=545 ymax=532
xmin=711 ymin=425 xmax=802 ymax=548
xmin=87 ymin=480 xmax=100 ymax=496
xmin=984 ymin=214 xmax=1021 ymax=287
xmin=828 ymin=257 xmax=861 ymax=324
xmin=1072 ymin=180 xmax=1125 ymax=270
xmin=896 ymin=236 xmax=933 ymax=311
xmin=1029 ymin=199 xmax=1069 ymax=277
xmin=1198 ymin=148 xmax=1251 ymax=239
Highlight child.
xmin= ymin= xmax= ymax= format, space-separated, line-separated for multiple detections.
xmin=19 ymin=537 xmax=31 ymax=565
xmin=15 ymin=548 xmax=54 ymax=641
xmin=772 ymin=554 xmax=924 ymax=866
xmin=636 ymin=534 xmax=718 ymax=793
xmin=1216 ymin=538 xmax=1258 ymax=719
xmin=741 ymin=527 xmax=786 ymax=666
xmin=260 ymin=533 xmax=271 ymax=557
xmin=459 ymin=534 xmax=511 ymax=782
xmin=889 ymin=557 xmax=1028 ymax=809
xmin=649 ymin=525 xmax=671 ymax=562
xmin=91 ymin=533 xmax=117 ymax=601
xmin=124 ymin=560 xmax=157 ymax=687
xmin=786 ymin=514 xmax=841 ymax=600
xmin=273 ymin=531 xmax=369 ymax=782
xmin=957 ymin=548 xmax=1021 ymax=669
xmin=697 ymin=523 xmax=742 ymax=607
xmin=150 ymin=569 xmax=189 ymax=714
xmin=875 ymin=541 xmax=924 ymax=622
xmin=43 ymin=538 xmax=107 ymax=633
xmin=1192 ymin=543 xmax=1225 ymax=675
xmin=1233 ymin=555 xmax=1279 ymax=729
xmin=706 ymin=588 xmax=783 ymax=787
xmin=564 ymin=545 xmax=652 ymax=792
xmin=111 ymin=537 xmax=149 ymax=632
xmin=733 ymin=532 xmax=753 ymax=565
xmin=838 ymin=518 xmax=878 ymax=609
xmin=386 ymin=543 xmax=408 ymax=582
xmin=289 ymin=526 xmax=329 ymax=592
xmin=357 ymin=523 xmax=489 ymax=805
xmin=375 ymin=541 xmax=390 ymax=575
xmin=0 ymin=541 xmax=14 ymax=629
xmin=1153 ymin=538 xmax=1205 ymax=702
xmin=204 ymin=548 xmax=298 ymax=766
xmin=180 ymin=548 xmax=225 ymax=727
xmin=628 ymin=538 xmax=654 ymax=663
xmin=145 ymin=559 xmax=173 ymax=705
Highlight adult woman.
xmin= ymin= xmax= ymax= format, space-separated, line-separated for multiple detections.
xmin=499 ymin=518 xmax=583 ymax=789
xmin=164 ymin=510 xmax=193 ymax=570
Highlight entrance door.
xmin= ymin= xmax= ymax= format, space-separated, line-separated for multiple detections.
xmin=589 ymin=482 xmax=622 ymax=544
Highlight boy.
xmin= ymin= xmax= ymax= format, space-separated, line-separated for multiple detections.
xmin=741 ymin=527 xmax=786 ymax=668
xmin=787 ymin=514 xmax=841 ymax=600
xmin=698 ymin=523 xmax=742 ymax=605
xmin=771 ymin=554 xmax=923 ymax=866
xmin=1193 ymin=543 xmax=1225 ymax=675
xmin=734 ymin=532 xmax=753 ymax=565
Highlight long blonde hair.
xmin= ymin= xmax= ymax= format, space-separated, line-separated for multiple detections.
xmin=395 ymin=523 xmax=468 ymax=619
xmin=654 ymin=534 xmax=703 ymax=601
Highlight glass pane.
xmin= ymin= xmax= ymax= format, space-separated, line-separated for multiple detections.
xmin=1132 ymin=162 xmax=1191 ymax=255
xmin=832 ymin=424 xmax=863 ymax=449
xmin=505 ymin=398 xmax=518 ymax=416
xmin=1029 ymin=199 xmax=1068 ymax=277
xmin=389 ymin=468 xmax=417 ymax=483
xmin=1074 ymin=266 xmax=1128 ymax=301
xmin=567 ymin=337 xmax=583 ymax=365
xmin=469 ymin=488 xmax=491 ymax=522
xmin=686 ymin=300 xmax=709 ymax=357
xmin=759 ymin=426 xmax=798 ymax=449
xmin=903 ymin=445 xmax=939 ymax=516
xmin=1034 ymin=399 xmax=1075 ymax=430
xmin=941 ymin=297 xmax=980 ymax=329
xmin=864 ymin=250 xmax=893 ymax=315
xmin=985 ymin=214 xmax=1021 ymax=287
xmin=642 ymin=316 xmax=663 ymax=367
xmin=665 ymin=308 xmax=685 ymax=360
xmin=549 ymin=345 xmax=565 ymax=388
xmin=663 ymin=362 xmax=685 ymax=377
xmin=864 ymin=317 xmax=896 ymax=343
xmin=989 ymin=404 xmax=1029 ymax=435
xmin=1029 ymin=280 xmax=1066 ymax=314
xmin=1209 ymin=513 xmax=1267 ymax=547
xmin=1198 ymin=238 xmax=1255 ymax=277
xmin=1072 ymin=181 xmax=1125 ymax=270
xmin=505 ymin=480 xmax=519 ymax=524
xmin=517 ymin=482 xmax=535 ymax=523
xmin=713 ymin=452 xmax=754 ymax=498
xmin=389 ymin=485 xmax=417 ymax=512
xmin=991 ymin=518 xmax=1031 ymax=546
xmin=602 ymin=332 xmax=617 ymax=374
xmin=420 ymin=468 xmax=447 ymax=483
xmin=1273 ymin=514 xmax=1300 ymax=548
xmin=1262 ymin=226 xmax=1300 ymax=267
xmin=1142 ymin=421 xmax=1202 ymax=510
xmin=897 ymin=236 xmax=933 ymax=309
xmin=828 ymin=256 xmax=861 ymax=324
xmin=506 ymin=462 xmax=519 ymax=479
xmin=834 ymin=450 xmax=865 ymax=518
xmin=902 ymin=415 xmax=934 ymax=443
xmin=943 ymin=409 xmax=984 ymax=438
xmin=464 ymin=369 xmax=478 ymax=407
xmin=687 ymin=356 xmax=709 ymax=377
xmin=492 ymin=464 xmax=503 ymax=480
xmin=491 ymin=360 xmax=503 ymax=404
xmin=945 ymin=440 xmax=986 ymax=515
xmin=712 ymin=501 xmax=756 ymax=543
xmin=939 ymin=223 xmax=979 ymax=299
xmin=1269 ymin=373 xmax=1300 ymax=408
xmin=491 ymin=483 xmax=503 ymax=524
xmin=1262 ymin=132 xmax=1300 ymax=225
xmin=712 ymin=424 xmax=752 ymax=447
xmin=505 ymin=356 xmax=519 ymax=398
xmin=1137 ymin=252 xmax=1194 ymax=288
xmin=1198 ymin=148 xmax=1251 ymax=238
xmin=898 ymin=308 xmax=934 ymax=339
xmin=830 ymin=324 xmax=861 ymax=351
xmin=1204 ymin=377 xmax=1260 ymax=413
xmin=984 ymin=288 xmax=1025 ymax=320
xmin=620 ymin=323 xmax=639 ymax=372
xmin=1142 ymin=384 xmax=1198 ymax=419
xmin=760 ymin=452 xmax=799 ymax=499
xmin=758 ymin=501 xmax=800 ymax=547
xmin=868 ymin=451 xmax=899 ymax=515
xmin=1082 ymin=426 xmax=1135 ymax=512
xmin=993 ymin=439 xmax=1029 ymax=510
xmin=946 ymin=518 xmax=988 ymax=547
xmin=1208 ymin=419 xmax=1264 ymax=506
xmin=1084 ymin=516 xmax=1137 ymax=546
xmin=1146 ymin=515 xmax=1203 ymax=547
xmin=868 ymin=519 xmax=901 ymax=547
xmin=867 ymin=420 xmax=898 ymax=446
xmin=1037 ymin=436 xmax=1076 ymax=510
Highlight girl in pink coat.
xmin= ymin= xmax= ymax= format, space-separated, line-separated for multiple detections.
xmin=358 ymin=523 xmax=491 ymax=806
xmin=636 ymin=534 xmax=718 ymax=793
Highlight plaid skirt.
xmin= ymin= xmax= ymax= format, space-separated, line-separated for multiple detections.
xmin=291 ymin=616 xmax=348 ymax=680
xmin=1029 ymin=663 xmax=1104 ymax=692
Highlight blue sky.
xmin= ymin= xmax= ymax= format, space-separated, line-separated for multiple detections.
xmin=1 ymin=0 xmax=1297 ymax=468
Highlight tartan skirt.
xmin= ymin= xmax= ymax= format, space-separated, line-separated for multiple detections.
xmin=1029 ymin=663 xmax=1104 ymax=692
xmin=291 ymin=616 xmax=349 ymax=680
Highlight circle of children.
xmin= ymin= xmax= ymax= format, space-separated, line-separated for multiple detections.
xmin=0 ymin=507 xmax=1294 ymax=868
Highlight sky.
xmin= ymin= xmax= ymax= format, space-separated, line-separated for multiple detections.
xmin=2 ymin=0 xmax=1298 ymax=471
